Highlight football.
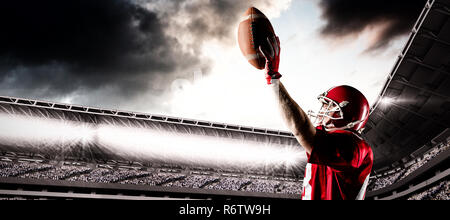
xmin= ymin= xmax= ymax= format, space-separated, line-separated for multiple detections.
xmin=237 ymin=7 xmax=276 ymax=70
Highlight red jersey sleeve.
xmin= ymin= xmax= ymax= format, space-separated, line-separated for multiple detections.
xmin=307 ymin=127 xmax=365 ymax=171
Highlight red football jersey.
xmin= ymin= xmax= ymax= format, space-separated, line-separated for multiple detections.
xmin=301 ymin=126 xmax=373 ymax=200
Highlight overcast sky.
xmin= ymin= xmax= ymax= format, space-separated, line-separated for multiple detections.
xmin=0 ymin=0 xmax=427 ymax=130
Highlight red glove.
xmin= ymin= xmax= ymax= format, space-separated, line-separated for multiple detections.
xmin=259 ymin=35 xmax=282 ymax=85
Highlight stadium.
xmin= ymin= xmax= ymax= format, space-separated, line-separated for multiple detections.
xmin=0 ymin=0 xmax=449 ymax=200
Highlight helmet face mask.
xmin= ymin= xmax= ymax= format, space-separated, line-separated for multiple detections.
xmin=308 ymin=95 xmax=344 ymax=131
xmin=308 ymin=86 xmax=370 ymax=133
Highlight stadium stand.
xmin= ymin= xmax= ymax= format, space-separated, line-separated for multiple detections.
xmin=367 ymin=139 xmax=449 ymax=191
xmin=362 ymin=0 xmax=450 ymax=200
xmin=1 ymin=143 xmax=447 ymax=200
xmin=366 ymin=138 xmax=449 ymax=200
xmin=0 ymin=152 xmax=303 ymax=200
xmin=407 ymin=180 xmax=449 ymax=200
xmin=0 ymin=80 xmax=307 ymax=200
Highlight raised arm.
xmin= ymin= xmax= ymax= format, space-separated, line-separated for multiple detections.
xmin=272 ymin=80 xmax=315 ymax=154
xmin=259 ymin=36 xmax=316 ymax=154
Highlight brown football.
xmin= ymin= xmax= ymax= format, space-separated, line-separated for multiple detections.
xmin=237 ymin=7 xmax=276 ymax=70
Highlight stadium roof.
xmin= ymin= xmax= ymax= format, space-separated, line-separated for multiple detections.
xmin=0 ymin=95 xmax=297 ymax=141
xmin=362 ymin=0 xmax=450 ymax=171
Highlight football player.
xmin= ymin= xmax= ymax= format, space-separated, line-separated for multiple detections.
xmin=259 ymin=36 xmax=373 ymax=200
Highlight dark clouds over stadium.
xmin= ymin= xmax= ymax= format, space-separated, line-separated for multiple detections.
xmin=1 ymin=1 xmax=167 ymax=103
xmin=318 ymin=0 xmax=427 ymax=51
xmin=0 ymin=0 xmax=265 ymax=110
xmin=0 ymin=0 xmax=427 ymax=113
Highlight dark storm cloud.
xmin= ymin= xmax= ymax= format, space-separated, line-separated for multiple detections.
xmin=318 ymin=0 xmax=427 ymax=50
xmin=0 ymin=0 xmax=279 ymax=111
xmin=183 ymin=0 xmax=245 ymax=41
xmin=149 ymin=0 xmax=258 ymax=51
xmin=0 ymin=0 xmax=201 ymax=103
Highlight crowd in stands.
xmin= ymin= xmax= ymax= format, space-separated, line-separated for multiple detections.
xmin=276 ymin=181 xmax=303 ymax=194
xmin=121 ymin=172 xmax=187 ymax=186
xmin=23 ymin=165 xmax=91 ymax=180
xmin=0 ymin=158 xmax=303 ymax=195
xmin=70 ymin=168 xmax=153 ymax=184
xmin=165 ymin=174 xmax=219 ymax=188
xmin=400 ymin=143 xmax=449 ymax=179
xmin=242 ymin=179 xmax=281 ymax=193
xmin=1 ymin=138 xmax=447 ymax=199
xmin=407 ymin=180 xmax=449 ymax=200
xmin=0 ymin=161 xmax=52 ymax=178
xmin=204 ymin=177 xmax=252 ymax=191
xmin=368 ymin=140 xmax=449 ymax=191
xmin=368 ymin=168 xmax=405 ymax=191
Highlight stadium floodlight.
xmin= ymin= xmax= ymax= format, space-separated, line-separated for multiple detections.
xmin=0 ymin=112 xmax=305 ymax=171
xmin=96 ymin=124 xmax=305 ymax=170
xmin=0 ymin=113 xmax=95 ymax=151
xmin=380 ymin=97 xmax=394 ymax=105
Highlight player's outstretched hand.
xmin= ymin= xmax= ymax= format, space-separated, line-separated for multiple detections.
xmin=259 ymin=35 xmax=282 ymax=85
